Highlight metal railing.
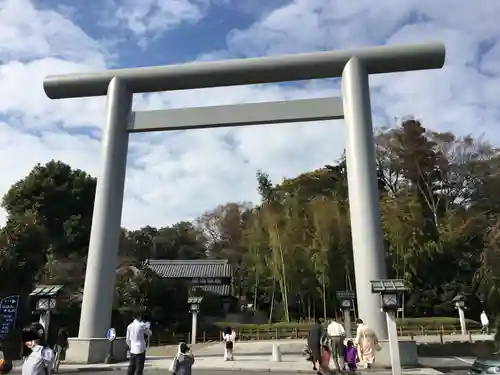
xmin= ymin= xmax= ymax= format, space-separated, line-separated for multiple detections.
xmin=151 ymin=324 xmax=485 ymax=346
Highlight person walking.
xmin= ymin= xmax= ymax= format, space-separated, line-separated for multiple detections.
xmin=20 ymin=324 xmax=54 ymax=375
xmin=343 ymin=339 xmax=359 ymax=372
xmin=326 ymin=318 xmax=346 ymax=371
xmin=307 ymin=318 xmax=324 ymax=374
xmin=126 ymin=314 xmax=152 ymax=375
xmin=481 ymin=310 xmax=490 ymax=334
xmin=355 ymin=319 xmax=378 ymax=369
xmin=53 ymin=327 xmax=69 ymax=373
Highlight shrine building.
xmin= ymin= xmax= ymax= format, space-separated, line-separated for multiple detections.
xmin=146 ymin=259 xmax=234 ymax=296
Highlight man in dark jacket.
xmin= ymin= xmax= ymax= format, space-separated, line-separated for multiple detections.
xmin=307 ymin=318 xmax=324 ymax=373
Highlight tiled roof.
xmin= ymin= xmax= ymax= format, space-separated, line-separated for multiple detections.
xmin=146 ymin=259 xmax=233 ymax=278
xmin=192 ymin=284 xmax=231 ymax=296
xmin=29 ymin=285 xmax=64 ymax=297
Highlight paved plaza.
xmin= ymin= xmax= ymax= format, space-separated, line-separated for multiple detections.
xmin=9 ymin=354 xmax=475 ymax=374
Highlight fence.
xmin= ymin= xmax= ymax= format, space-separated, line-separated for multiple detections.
xmin=151 ymin=324 xmax=484 ymax=346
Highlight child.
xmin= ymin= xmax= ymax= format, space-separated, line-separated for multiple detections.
xmin=320 ymin=344 xmax=331 ymax=374
xmin=344 ymin=339 xmax=359 ymax=371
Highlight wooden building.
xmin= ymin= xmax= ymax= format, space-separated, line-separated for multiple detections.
xmin=146 ymin=259 xmax=234 ymax=296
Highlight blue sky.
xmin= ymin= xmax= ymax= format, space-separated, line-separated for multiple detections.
xmin=0 ymin=0 xmax=498 ymax=229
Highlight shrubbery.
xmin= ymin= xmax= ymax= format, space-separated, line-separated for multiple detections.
xmin=214 ymin=317 xmax=481 ymax=331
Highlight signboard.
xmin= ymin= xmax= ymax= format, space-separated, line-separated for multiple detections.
xmin=106 ymin=328 xmax=116 ymax=341
xmin=335 ymin=291 xmax=355 ymax=300
xmin=192 ymin=277 xmax=224 ymax=285
xmin=341 ymin=299 xmax=352 ymax=308
xmin=0 ymin=295 xmax=20 ymax=337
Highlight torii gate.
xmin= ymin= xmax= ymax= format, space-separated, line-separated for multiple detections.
xmin=44 ymin=41 xmax=445 ymax=363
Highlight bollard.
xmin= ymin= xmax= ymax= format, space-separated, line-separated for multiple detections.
xmin=272 ymin=343 xmax=282 ymax=362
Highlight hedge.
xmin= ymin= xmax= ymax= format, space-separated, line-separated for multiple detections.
xmin=214 ymin=317 xmax=480 ymax=330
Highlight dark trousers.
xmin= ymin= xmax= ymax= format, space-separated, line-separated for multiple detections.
xmin=127 ymin=352 xmax=146 ymax=375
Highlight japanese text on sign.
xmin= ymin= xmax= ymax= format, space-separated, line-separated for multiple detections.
xmin=192 ymin=277 xmax=223 ymax=285
xmin=0 ymin=295 xmax=20 ymax=336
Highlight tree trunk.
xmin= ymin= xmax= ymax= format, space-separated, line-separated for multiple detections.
xmin=322 ymin=274 xmax=327 ymax=320
xmin=253 ymin=267 xmax=259 ymax=310
xmin=347 ymin=269 xmax=357 ymax=320
xmin=308 ymin=297 xmax=311 ymax=321
xmin=275 ymin=226 xmax=290 ymax=322
xmin=269 ymin=278 xmax=276 ymax=323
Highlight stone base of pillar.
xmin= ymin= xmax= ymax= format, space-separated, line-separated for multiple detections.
xmin=65 ymin=337 xmax=128 ymax=364
xmin=375 ymin=339 xmax=418 ymax=367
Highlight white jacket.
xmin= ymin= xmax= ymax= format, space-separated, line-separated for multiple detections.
xmin=481 ymin=312 xmax=489 ymax=326
xmin=327 ymin=321 xmax=346 ymax=337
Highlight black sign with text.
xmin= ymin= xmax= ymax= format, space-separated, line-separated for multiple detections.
xmin=192 ymin=277 xmax=228 ymax=285
xmin=0 ymin=295 xmax=20 ymax=337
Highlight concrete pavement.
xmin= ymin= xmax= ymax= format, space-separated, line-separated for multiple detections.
xmin=9 ymin=355 xmax=461 ymax=374
xmin=147 ymin=335 xmax=494 ymax=358
xmin=10 ymin=371 xmax=453 ymax=375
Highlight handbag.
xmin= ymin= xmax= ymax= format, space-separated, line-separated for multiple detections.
xmin=168 ymin=355 xmax=178 ymax=373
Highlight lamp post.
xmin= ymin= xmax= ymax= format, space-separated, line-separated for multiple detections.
xmin=188 ymin=297 xmax=203 ymax=345
xmin=371 ymin=279 xmax=407 ymax=375
xmin=452 ymin=294 xmax=467 ymax=335
xmin=335 ymin=291 xmax=355 ymax=337
xmin=29 ymin=285 xmax=63 ymax=341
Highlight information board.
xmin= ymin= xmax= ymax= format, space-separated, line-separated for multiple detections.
xmin=0 ymin=295 xmax=20 ymax=337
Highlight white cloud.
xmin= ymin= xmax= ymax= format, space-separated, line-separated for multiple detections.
xmin=224 ymin=0 xmax=500 ymax=137
xmin=102 ymin=0 xmax=209 ymax=38
xmin=0 ymin=0 xmax=498 ymax=230
xmin=0 ymin=0 xmax=105 ymax=64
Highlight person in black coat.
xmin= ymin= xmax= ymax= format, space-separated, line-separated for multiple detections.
xmin=307 ymin=318 xmax=324 ymax=373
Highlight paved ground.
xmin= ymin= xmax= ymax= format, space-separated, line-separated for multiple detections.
xmin=419 ymin=356 xmax=474 ymax=373
xmin=11 ymin=371 xmax=297 ymax=375
xmin=9 ymin=355 xmax=476 ymax=374
xmin=147 ymin=335 xmax=494 ymax=357
xmin=9 ymin=371 xmax=469 ymax=375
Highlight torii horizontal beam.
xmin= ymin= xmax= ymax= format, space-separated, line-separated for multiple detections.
xmin=44 ymin=42 xmax=445 ymax=99
xmin=128 ymin=97 xmax=343 ymax=132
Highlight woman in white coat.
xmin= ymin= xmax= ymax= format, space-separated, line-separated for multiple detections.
xmin=354 ymin=319 xmax=378 ymax=369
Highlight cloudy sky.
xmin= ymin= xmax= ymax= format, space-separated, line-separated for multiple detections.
xmin=0 ymin=0 xmax=498 ymax=229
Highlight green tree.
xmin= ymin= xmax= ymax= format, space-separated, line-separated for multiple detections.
xmin=2 ymin=160 xmax=96 ymax=258
xmin=0 ymin=211 xmax=48 ymax=295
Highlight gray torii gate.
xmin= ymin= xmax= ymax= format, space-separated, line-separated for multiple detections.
xmin=44 ymin=42 xmax=445 ymax=361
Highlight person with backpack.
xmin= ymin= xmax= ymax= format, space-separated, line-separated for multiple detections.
xmin=21 ymin=324 xmax=54 ymax=375
xmin=169 ymin=342 xmax=194 ymax=375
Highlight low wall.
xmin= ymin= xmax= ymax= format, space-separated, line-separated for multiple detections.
xmin=65 ymin=337 xmax=128 ymax=364
xmin=377 ymin=340 xmax=418 ymax=367
xmin=417 ymin=340 xmax=496 ymax=358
